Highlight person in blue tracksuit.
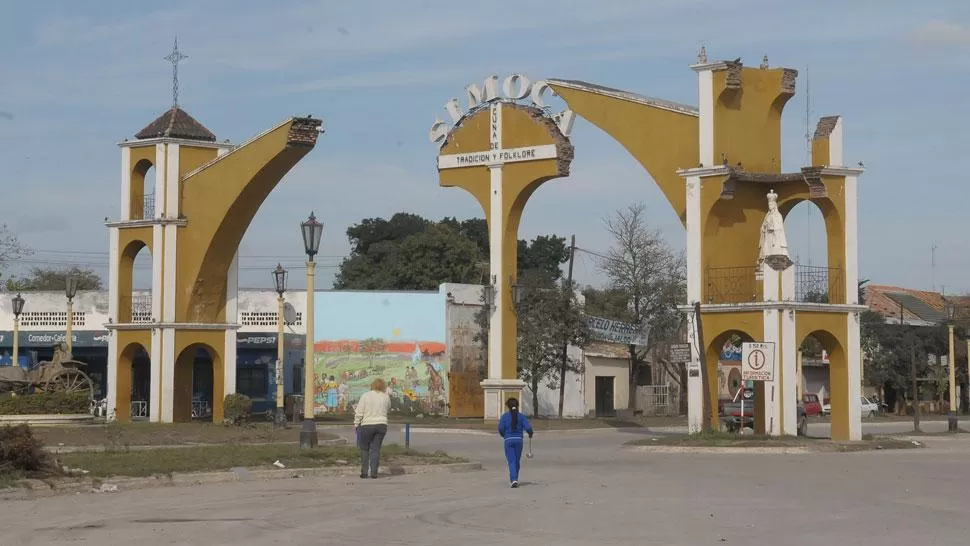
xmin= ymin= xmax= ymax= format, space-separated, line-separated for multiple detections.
xmin=497 ymin=397 xmax=533 ymax=488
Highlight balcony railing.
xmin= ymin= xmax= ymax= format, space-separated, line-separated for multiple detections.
xmin=132 ymin=193 xmax=155 ymax=220
xmin=704 ymin=264 xmax=845 ymax=305
xmin=705 ymin=266 xmax=761 ymax=304
xmin=120 ymin=294 xmax=153 ymax=323
xmin=795 ymin=265 xmax=845 ymax=305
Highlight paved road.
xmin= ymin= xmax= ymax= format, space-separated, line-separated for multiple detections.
xmin=4 ymin=426 xmax=970 ymax=545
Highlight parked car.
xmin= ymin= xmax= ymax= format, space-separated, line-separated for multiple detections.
xmin=720 ymin=387 xmax=809 ymax=436
xmin=802 ymin=393 xmax=823 ymax=416
xmin=821 ymin=396 xmax=879 ymax=418
xmin=860 ymin=396 xmax=879 ymax=417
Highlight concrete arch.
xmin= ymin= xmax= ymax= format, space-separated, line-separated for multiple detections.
xmin=118 ymin=238 xmax=152 ymax=323
xmin=116 ymin=336 xmax=150 ymax=423
xmin=174 ymin=342 xmax=222 ymax=423
xmin=130 ymin=159 xmax=154 ymax=219
xmin=705 ymin=328 xmax=757 ymax=427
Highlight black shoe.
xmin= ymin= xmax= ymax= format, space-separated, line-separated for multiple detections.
xmin=360 ymin=474 xmax=367 ymax=479
xmin=370 ymin=475 xmax=379 ymax=479
xmin=511 ymin=481 xmax=519 ymax=488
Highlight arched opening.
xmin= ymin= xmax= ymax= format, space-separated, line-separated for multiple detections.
xmin=131 ymin=159 xmax=156 ymax=220
xmin=781 ymin=197 xmax=847 ymax=304
xmin=708 ymin=329 xmax=756 ymax=429
xmin=118 ymin=342 xmax=150 ymax=422
xmin=802 ymin=329 xmax=850 ymax=438
xmin=174 ymin=344 xmax=218 ymax=422
xmin=798 ymin=332 xmax=828 ymax=418
xmin=119 ymin=240 xmax=153 ymax=323
xmin=783 ymin=200 xmax=830 ymax=303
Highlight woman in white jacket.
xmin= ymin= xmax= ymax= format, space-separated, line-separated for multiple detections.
xmin=354 ymin=378 xmax=392 ymax=479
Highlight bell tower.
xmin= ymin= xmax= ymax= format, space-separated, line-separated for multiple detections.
xmin=105 ymin=39 xmax=323 ymax=423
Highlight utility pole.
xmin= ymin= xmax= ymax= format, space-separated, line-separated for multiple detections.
xmin=911 ymin=344 xmax=921 ymax=433
xmin=695 ymin=301 xmax=711 ymax=431
xmin=558 ymin=235 xmax=576 ymax=418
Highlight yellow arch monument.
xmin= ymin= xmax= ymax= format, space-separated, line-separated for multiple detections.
xmin=546 ymin=50 xmax=864 ymax=440
xmin=105 ymin=105 xmax=322 ymax=423
xmin=432 ymin=75 xmax=575 ymax=420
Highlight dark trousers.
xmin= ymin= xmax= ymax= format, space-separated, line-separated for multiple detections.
xmin=358 ymin=424 xmax=388 ymax=477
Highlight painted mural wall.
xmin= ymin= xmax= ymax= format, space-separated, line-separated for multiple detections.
xmin=312 ymin=290 xmax=448 ymax=416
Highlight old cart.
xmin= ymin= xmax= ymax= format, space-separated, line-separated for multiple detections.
xmin=0 ymin=342 xmax=94 ymax=398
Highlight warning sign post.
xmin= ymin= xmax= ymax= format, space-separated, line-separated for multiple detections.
xmin=741 ymin=342 xmax=775 ymax=382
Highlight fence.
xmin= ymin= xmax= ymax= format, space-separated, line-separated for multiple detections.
xmin=705 ymin=266 xmax=760 ymax=304
xmin=132 ymin=193 xmax=155 ymax=220
xmin=120 ymin=295 xmax=153 ymax=323
xmin=636 ymin=385 xmax=677 ymax=416
xmin=795 ymin=265 xmax=845 ymax=304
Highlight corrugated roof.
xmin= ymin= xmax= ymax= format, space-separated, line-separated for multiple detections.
xmin=884 ymin=292 xmax=947 ymax=323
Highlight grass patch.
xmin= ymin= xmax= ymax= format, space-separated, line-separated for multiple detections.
xmin=54 ymin=443 xmax=461 ymax=478
xmin=32 ymin=422 xmax=338 ymax=449
xmin=627 ymin=430 xmax=920 ymax=452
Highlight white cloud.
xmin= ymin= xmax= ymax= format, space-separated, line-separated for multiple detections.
xmin=907 ymin=20 xmax=970 ymax=46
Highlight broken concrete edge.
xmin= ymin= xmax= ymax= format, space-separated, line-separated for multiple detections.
xmin=632 ymin=445 xmax=812 ymax=454
xmin=43 ymin=437 xmax=348 ymax=454
xmin=0 ymin=414 xmax=94 ymax=426
xmin=0 ymin=461 xmax=483 ymax=500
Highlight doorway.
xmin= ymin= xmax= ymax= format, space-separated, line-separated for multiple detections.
xmin=595 ymin=376 xmax=615 ymax=418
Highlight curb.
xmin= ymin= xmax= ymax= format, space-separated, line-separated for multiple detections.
xmin=631 ymin=445 xmax=811 ymax=454
xmin=43 ymin=437 xmax=348 ymax=454
xmin=0 ymin=461 xmax=482 ymax=500
xmin=0 ymin=414 xmax=94 ymax=426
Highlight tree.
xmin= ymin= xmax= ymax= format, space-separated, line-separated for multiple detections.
xmin=335 ymin=213 xmax=570 ymax=290
xmin=6 ymin=266 xmax=102 ymax=291
xmin=335 ymin=223 xmax=481 ymax=290
xmin=598 ymin=203 xmax=686 ymax=413
xmin=514 ymin=271 xmax=589 ymax=417
xmin=0 ymin=225 xmax=29 ymax=285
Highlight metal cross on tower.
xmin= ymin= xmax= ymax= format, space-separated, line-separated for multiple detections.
xmin=163 ymin=37 xmax=188 ymax=108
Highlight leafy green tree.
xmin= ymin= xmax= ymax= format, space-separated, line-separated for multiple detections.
xmin=335 ymin=213 xmax=569 ymax=290
xmin=6 ymin=266 xmax=102 ymax=291
xmin=514 ymin=271 xmax=589 ymax=417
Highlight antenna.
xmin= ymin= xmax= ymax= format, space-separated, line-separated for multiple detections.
xmin=931 ymin=244 xmax=938 ymax=292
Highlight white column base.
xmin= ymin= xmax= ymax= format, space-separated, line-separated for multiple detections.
xmin=687 ymin=371 xmax=703 ymax=434
xmin=481 ymin=379 xmax=526 ymax=421
xmin=106 ymin=333 xmax=119 ymax=422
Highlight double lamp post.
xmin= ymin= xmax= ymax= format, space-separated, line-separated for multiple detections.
xmin=8 ymin=276 xmax=77 ymax=368
xmin=268 ymin=212 xmax=322 ymax=448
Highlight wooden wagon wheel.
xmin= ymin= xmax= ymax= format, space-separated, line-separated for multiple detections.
xmin=43 ymin=369 xmax=93 ymax=399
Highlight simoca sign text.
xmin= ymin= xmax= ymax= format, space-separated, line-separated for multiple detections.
xmin=429 ymin=74 xmax=575 ymax=144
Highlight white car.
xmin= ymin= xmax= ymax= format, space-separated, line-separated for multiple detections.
xmin=822 ymin=397 xmax=879 ymax=418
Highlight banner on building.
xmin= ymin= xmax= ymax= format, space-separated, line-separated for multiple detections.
xmin=584 ymin=315 xmax=649 ymax=346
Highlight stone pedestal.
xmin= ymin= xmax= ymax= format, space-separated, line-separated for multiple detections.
xmin=482 ymin=379 xmax=526 ymax=422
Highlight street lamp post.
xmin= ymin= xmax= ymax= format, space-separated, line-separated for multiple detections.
xmin=300 ymin=212 xmax=323 ymax=449
xmin=11 ymin=294 xmax=24 ymax=367
xmin=946 ymin=303 xmax=958 ymax=430
xmin=65 ymin=276 xmax=79 ymax=353
xmin=273 ymin=263 xmax=288 ymax=429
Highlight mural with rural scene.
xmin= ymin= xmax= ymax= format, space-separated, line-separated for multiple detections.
xmin=311 ymin=291 xmax=448 ymax=416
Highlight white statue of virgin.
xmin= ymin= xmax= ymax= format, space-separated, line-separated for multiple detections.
xmin=758 ymin=190 xmax=793 ymax=271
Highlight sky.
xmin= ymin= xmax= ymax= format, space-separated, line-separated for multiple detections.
xmin=1 ymin=0 xmax=969 ymax=294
